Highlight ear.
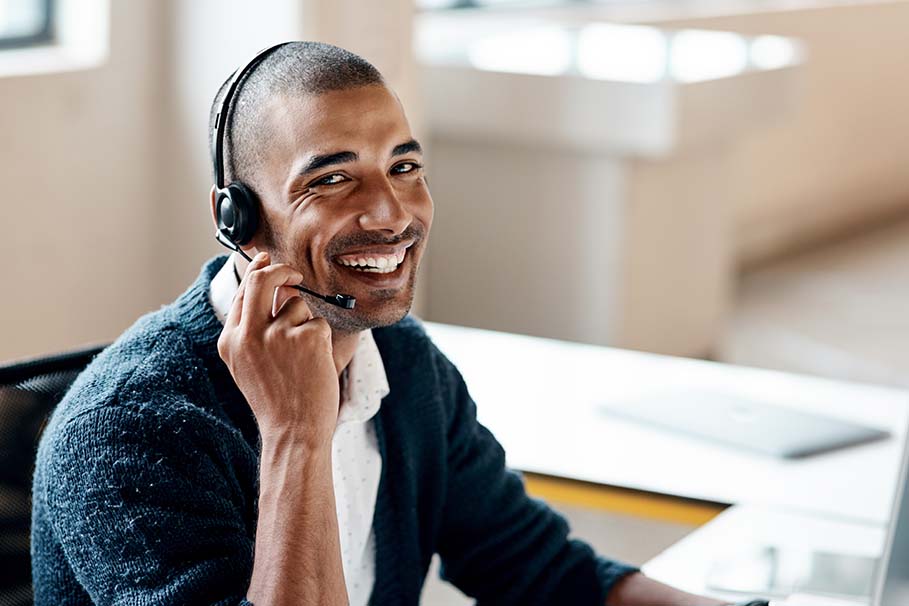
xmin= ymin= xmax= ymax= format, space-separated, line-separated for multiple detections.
xmin=209 ymin=185 xmax=219 ymax=229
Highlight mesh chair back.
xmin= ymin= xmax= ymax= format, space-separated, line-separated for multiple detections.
xmin=0 ymin=346 xmax=106 ymax=606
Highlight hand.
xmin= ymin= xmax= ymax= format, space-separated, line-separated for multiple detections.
xmin=606 ymin=572 xmax=729 ymax=606
xmin=217 ymin=252 xmax=340 ymax=450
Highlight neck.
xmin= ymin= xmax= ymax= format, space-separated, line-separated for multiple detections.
xmin=330 ymin=330 xmax=360 ymax=377
xmin=232 ymin=252 xmax=360 ymax=378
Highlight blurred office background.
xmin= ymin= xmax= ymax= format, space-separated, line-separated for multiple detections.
xmin=2 ymin=0 xmax=908 ymax=384
xmin=1 ymin=0 xmax=907 ymax=602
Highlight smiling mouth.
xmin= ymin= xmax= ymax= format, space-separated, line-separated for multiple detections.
xmin=333 ymin=242 xmax=413 ymax=275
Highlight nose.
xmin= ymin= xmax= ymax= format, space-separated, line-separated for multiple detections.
xmin=357 ymin=174 xmax=413 ymax=235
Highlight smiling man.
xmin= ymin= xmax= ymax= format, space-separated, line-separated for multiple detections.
xmin=31 ymin=42 xmax=741 ymax=606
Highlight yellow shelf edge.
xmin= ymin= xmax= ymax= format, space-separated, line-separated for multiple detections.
xmin=523 ymin=473 xmax=727 ymax=527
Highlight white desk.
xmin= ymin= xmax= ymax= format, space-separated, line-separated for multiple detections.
xmin=643 ymin=505 xmax=886 ymax=602
xmin=424 ymin=322 xmax=909 ymax=525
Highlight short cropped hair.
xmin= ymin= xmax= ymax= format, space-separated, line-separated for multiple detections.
xmin=208 ymin=41 xmax=385 ymax=190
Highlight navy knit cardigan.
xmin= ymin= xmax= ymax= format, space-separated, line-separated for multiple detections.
xmin=31 ymin=255 xmax=637 ymax=605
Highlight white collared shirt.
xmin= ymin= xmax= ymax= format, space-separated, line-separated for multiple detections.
xmin=210 ymin=258 xmax=387 ymax=606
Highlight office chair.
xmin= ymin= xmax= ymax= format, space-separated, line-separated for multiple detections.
xmin=0 ymin=345 xmax=107 ymax=606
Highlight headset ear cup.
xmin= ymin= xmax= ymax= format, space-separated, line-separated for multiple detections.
xmin=215 ymin=189 xmax=236 ymax=239
xmin=217 ymin=183 xmax=259 ymax=245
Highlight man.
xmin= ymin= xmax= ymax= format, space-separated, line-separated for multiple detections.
xmin=31 ymin=42 xmax=754 ymax=605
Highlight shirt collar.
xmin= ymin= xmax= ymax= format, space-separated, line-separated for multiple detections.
xmin=209 ymin=255 xmax=238 ymax=325
xmin=208 ymin=257 xmax=389 ymax=426
xmin=338 ymin=330 xmax=389 ymax=425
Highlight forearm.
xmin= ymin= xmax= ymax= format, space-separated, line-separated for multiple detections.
xmin=606 ymin=572 xmax=727 ymax=606
xmin=247 ymin=433 xmax=348 ymax=606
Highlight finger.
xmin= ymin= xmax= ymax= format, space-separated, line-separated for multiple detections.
xmin=225 ymin=252 xmax=269 ymax=327
xmin=242 ymin=263 xmax=304 ymax=329
xmin=272 ymin=284 xmax=302 ymax=318
xmin=273 ymin=294 xmax=315 ymax=327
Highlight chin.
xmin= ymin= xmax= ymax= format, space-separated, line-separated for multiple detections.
xmin=318 ymin=261 xmax=421 ymax=333
xmin=316 ymin=289 xmax=414 ymax=334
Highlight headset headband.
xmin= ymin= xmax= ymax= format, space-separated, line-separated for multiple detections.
xmin=212 ymin=43 xmax=289 ymax=189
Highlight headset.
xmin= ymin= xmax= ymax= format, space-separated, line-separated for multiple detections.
xmin=211 ymin=43 xmax=356 ymax=310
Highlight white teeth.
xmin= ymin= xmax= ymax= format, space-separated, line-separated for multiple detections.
xmin=337 ymin=251 xmax=405 ymax=273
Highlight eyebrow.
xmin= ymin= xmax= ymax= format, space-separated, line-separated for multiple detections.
xmin=298 ymin=151 xmax=358 ymax=177
xmin=297 ymin=139 xmax=424 ymax=179
xmin=392 ymin=139 xmax=423 ymax=157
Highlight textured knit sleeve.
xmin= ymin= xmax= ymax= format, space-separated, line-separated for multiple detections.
xmin=34 ymin=403 xmax=256 ymax=606
xmin=431 ymin=347 xmax=639 ymax=605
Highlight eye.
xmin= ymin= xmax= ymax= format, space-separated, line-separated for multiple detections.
xmin=391 ymin=161 xmax=422 ymax=175
xmin=313 ymin=173 xmax=347 ymax=186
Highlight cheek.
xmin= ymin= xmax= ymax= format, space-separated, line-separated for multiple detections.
xmin=278 ymin=220 xmax=324 ymax=267
xmin=408 ymin=184 xmax=434 ymax=228
xmin=296 ymin=214 xmax=347 ymax=267
xmin=418 ymin=194 xmax=434 ymax=234
xmin=307 ymin=233 xmax=331 ymax=263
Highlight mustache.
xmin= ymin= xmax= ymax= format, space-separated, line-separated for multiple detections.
xmin=325 ymin=223 xmax=425 ymax=257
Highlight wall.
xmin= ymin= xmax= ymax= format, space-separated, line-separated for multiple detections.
xmin=0 ymin=0 xmax=164 ymax=361
xmin=532 ymin=0 xmax=909 ymax=266
xmin=642 ymin=0 xmax=909 ymax=266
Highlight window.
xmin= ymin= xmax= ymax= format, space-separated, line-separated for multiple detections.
xmin=419 ymin=0 xmax=588 ymax=10
xmin=0 ymin=0 xmax=53 ymax=49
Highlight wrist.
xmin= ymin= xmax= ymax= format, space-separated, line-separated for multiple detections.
xmin=257 ymin=434 xmax=334 ymax=501
xmin=260 ymin=424 xmax=333 ymax=455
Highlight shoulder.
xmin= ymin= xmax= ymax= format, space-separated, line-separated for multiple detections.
xmin=33 ymin=256 xmax=253 ymax=513
xmin=34 ymin=309 xmax=249 ymax=505
xmin=37 ymin=300 xmax=237 ymax=484
xmin=50 ymin=308 xmax=207 ymax=427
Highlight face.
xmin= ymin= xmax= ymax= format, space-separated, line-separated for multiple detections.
xmin=244 ymin=85 xmax=433 ymax=333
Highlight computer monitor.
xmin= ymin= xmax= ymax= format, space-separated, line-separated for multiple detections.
xmin=877 ymin=422 xmax=909 ymax=605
